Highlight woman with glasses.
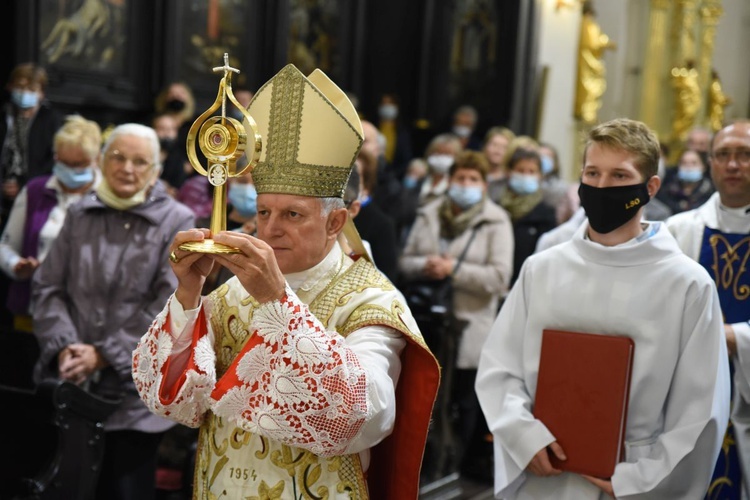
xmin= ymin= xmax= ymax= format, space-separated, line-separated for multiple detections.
xmin=31 ymin=123 xmax=195 ymax=499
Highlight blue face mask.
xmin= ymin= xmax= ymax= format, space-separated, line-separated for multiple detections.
xmin=677 ymin=167 xmax=703 ymax=183
xmin=53 ymin=162 xmax=94 ymax=189
xmin=509 ymin=173 xmax=540 ymax=195
xmin=11 ymin=89 xmax=39 ymax=109
xmin=540 ymin=155 xmax=554 ymax=175
xmin=448 ymin=184 xmax=483 ymax=209
xmin=403 ymin=176 xmax=419 ymax=190
xmin=228 ymin=183 xmax=257 ymax=217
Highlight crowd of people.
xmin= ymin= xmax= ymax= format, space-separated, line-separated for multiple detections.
xmin=0 ymin=59 xmax=747 ymax=500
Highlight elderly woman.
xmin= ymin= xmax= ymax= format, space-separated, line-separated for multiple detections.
xmin=400 ymin=150 xmax=514 ymax=479
xmin=32 ymin=123 xmax=194 ymax=499
xmin=0 ymin=116 xmax=101 ymax=329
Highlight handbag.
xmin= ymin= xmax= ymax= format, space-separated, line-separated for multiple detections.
xmin=402 ymin=223 xmax=483 ymax=320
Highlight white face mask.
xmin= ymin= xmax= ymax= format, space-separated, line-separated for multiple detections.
xmin=452 ymin=125 xmax=472 ymax=138
xmin=378 ymin=104 xmax=398 ymax=121
xmin=427 ymin=154 xmax=454 ymax=174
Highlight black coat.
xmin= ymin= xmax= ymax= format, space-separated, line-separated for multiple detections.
xmin=0 ymin=103 xmax=62 ymax=182
xmin=354 ymin=201 xmax=400 ymax=283
xmin=510 ymin=201 xmax=557 ymax=285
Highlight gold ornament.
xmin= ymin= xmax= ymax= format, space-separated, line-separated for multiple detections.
xmin=180 ymin=53 xmax=262 ymax=255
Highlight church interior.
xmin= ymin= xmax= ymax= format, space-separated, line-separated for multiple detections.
xmin=0 ymin=0 xmax=748 ymax=499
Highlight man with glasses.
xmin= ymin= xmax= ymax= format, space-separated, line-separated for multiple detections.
xmin=667 ymin=120 xmax=750 ymax=499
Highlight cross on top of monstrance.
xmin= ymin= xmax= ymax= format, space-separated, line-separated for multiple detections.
xmin=213 ymin=53 xmax=240 ymax=120
xmin=181 ymin=53 xmax=263 ymax=254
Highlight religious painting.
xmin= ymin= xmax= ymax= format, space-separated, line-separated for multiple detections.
xmin=448 ymin=0 xmax=499 ymax=101
xmin=37 ymin=0 xmax=129 ymax=74
xmin=169 ymin=0 xmax=250 ymax=92
xmin=287 ymin=0 xmax=343 ymax=81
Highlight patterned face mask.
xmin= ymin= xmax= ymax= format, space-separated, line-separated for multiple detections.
xmin=578 ymin=182 xmax=650 ymax=234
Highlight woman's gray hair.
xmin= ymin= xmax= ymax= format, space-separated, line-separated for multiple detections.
xmin=320 ymin=197 xmax=345 ymax=216
xmin=101 ymin=123 xmax=161 ymax=172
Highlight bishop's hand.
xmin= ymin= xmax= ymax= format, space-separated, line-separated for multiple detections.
xmin=212 ymin=231 xmax=285 ymax=304
xmin=170 ymin=228 xmax=217 ymax=309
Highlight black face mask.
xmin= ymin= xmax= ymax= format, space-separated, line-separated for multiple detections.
xmin=578 ymin=182 xmax=650 ymax=234
xmin=159 ymin=137 xmax=177 ymax=152
xmin=165 ymin=99 xmax=186 ymax=112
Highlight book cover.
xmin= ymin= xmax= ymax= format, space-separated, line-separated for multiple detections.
xmin=533 ymin=329 xmax=635 ymax=478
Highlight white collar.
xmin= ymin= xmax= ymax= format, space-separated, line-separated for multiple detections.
xmin=285 ymin=242 xmax=343 ymax=293
xmin=717 ymin=197 xmax=750 ymax=234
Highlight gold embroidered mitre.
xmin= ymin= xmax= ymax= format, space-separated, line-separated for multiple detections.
xmin=247 ymin=64 xmax=364 ymax=198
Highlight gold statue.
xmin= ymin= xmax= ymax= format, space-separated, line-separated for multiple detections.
xmin=574 ymin=2 xmax=616 ymax=124
xmin=180 ymin=53 xmax=262 ymax=254
xmin=670 ymin=60 xmax=701 ymax=143
xmin=708 ymin=69 xmax=732 ymax=133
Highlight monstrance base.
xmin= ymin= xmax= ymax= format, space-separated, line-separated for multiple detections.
xmin=178 ymin=239 xmax=241 ymax=254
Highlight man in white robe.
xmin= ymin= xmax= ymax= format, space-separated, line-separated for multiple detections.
xmin=131 ymin=64 xmax=439 ymax=499
xmin=477 ymin=118 xmax=730 ymax=499
xmin=667 ymin=120 xmax=750 ymax=499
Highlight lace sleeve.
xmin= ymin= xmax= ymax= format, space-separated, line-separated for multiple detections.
xmin=132 ymin=297 xmax=217 ymax=427
xmin=211 ymin=288 xmax=368 ymax=457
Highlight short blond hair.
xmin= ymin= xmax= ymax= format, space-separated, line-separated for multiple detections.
xmin=424 ymin=133 xmax=463 ymax=157
xmin=585 ymin=118 xmax=660 ymax=179
xmin=54 ymin=115 xmax=102 ymax=160
xmin=483 ymin=126 xmax=515 ymax=147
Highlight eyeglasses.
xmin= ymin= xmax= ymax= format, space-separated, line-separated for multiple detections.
xmin=107 ymin=150 xmax=152 ymax=170
xmin=712 ymin=149 xmax=750 ymax=166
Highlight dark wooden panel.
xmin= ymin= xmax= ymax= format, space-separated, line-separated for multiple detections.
xmin=5 ymin=0 xmax=529 ymax=139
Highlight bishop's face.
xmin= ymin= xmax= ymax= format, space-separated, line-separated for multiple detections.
xmin=255 ymin=193 xmax=344 ymax=274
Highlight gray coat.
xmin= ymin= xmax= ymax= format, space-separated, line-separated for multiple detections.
xmin=32 ymin=181 xmax=195 ymax=432
xmin=400 ymin=196 xmax=514 ymax=369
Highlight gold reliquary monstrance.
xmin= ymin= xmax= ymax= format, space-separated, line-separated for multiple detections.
xmin=179 ymin=53 xmax=262 ymax=254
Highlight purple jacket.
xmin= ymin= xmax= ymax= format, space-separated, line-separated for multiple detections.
xmin=32 ymin=181 xmax=195 ymax=432
xmin=7 ymin=175 xmax=58 ymax=315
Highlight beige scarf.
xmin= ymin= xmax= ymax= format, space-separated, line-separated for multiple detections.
xmin=95 ymin=178 xmax=151 ymax=210
xmin=499 ymin=188 xmax=543 ymax=222
xmin=439 ymin=196 xmax=484 ymax=240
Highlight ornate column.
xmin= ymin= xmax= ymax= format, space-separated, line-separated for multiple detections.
xmin=697 ymin=0 xmax=724 ymax=126
xmin=640 ymin=0 xmax=671 ymax=135
xmin=673 ymin=0 xmax=699 ymax=65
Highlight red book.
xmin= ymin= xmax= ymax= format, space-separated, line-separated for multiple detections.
xmin=533 ymin=329 xmax=635 ymax=478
